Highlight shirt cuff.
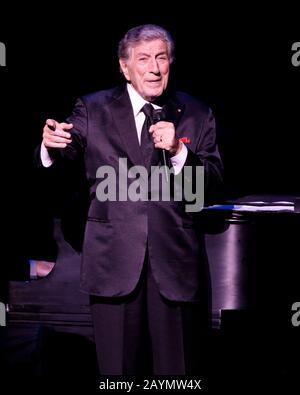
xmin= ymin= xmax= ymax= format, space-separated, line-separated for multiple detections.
xmin=40 ymin=142 xmax=53 ymax=167
xmin=170 ymin=143 xmax=188 ymax=175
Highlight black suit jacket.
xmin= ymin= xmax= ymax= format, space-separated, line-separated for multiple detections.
xmin=43 ymin=85 xmax=223 ymax=301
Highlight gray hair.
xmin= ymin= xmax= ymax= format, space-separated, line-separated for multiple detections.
xmin=118 ymin=24 xmax=175 ymax=63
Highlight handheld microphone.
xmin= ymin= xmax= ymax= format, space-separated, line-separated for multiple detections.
xmin=152 ymin=108 xmax=165 ymax=124
xmin=152 ymin=108 xmax=169 ymax=182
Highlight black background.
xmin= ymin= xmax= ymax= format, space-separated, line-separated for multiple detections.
xmin=1 ymin=3 xmax=299 ymax=274
xmin=1 ymin=5 xmax=299 ymax=198
xmin=0 ymin=4 xmax=299 ymax=391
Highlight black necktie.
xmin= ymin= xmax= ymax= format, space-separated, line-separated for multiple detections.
xmin=140 ymin=103 xmax=154 ymax=170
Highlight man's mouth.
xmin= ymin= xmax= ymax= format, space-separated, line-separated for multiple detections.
xmin=146 ymin=80 xmax=161 ymax=85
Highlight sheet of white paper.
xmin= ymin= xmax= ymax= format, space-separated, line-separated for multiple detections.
xmin=207 ymin=205 xmax=294 ymax=212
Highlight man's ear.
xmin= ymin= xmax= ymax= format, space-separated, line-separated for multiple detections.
xmin=119 ymin=59 xmax=130 ymax=81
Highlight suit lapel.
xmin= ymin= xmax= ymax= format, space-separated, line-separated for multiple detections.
xmin=108 ymin=86 xmax=185 ymax=168
xmin=164 ymin=95 xmax=185 ymax=128
xmin=109 ymin=86 xmax=144 ymax=167
xmin=152 ymin=90 xmax=185 ymax=127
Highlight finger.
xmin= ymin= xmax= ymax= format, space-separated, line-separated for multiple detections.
xmin=60 ymin=122 xmax=73 ymax=129
xmin=153 ymin=135 xmax=163 ymax=144
xmin=48 ymin=135 xmax=72 ymax=144
xmin=54 ymin=130 xmax=72 ymax=138
xmin=45 ymin=125 xmax=56 ymax=133
xmin=154 ymin=141 xmax=164 ymax=149
xmin=44 ymin=141 xmax=69 ymax=148
xmin=156 ymin=121 xmax=172 ymax=127
xmin=149 ymin=124 xmax=163 ymax=133
xmin=43 ymin=128 xmax=72 ymax=141
xmin=43 ymin=131 xmax=72 ymax=141
xmin=45 ymin=120 xmax=73 ymax=132
xmin=153 ymin=131 xmax=165 ymax=140
xmin=44 ymin=127 xmax=72 ymax=139
xmin=46 ymin=119 xmax=56 ymax=131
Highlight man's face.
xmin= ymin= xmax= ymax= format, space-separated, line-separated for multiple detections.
xmin=119 ymin=39 xmax=170 ymax=102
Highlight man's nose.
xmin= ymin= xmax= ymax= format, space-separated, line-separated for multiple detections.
xmin=148 ymin=58 xmax=159 ymax=73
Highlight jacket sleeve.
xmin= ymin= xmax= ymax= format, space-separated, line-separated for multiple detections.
xmin=57 ymin=97 xmax=88 ymax=162
xmin=181 ymin=108 xmax=224 ymax=207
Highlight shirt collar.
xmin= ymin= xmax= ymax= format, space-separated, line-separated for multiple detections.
xmin=126 ymin=83 xmax=161 ymax=117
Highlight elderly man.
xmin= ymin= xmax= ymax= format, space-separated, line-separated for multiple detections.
xmin=40 ymin=24 xmax=223 ymax=375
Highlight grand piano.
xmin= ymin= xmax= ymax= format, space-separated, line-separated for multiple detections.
xmin=1 ymin=195 xmax=299 ymax=390
xmin=1 ymin=219 xmax=97 ymax=384
xmin=205 ymin=196 xmax=300 ymax=328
